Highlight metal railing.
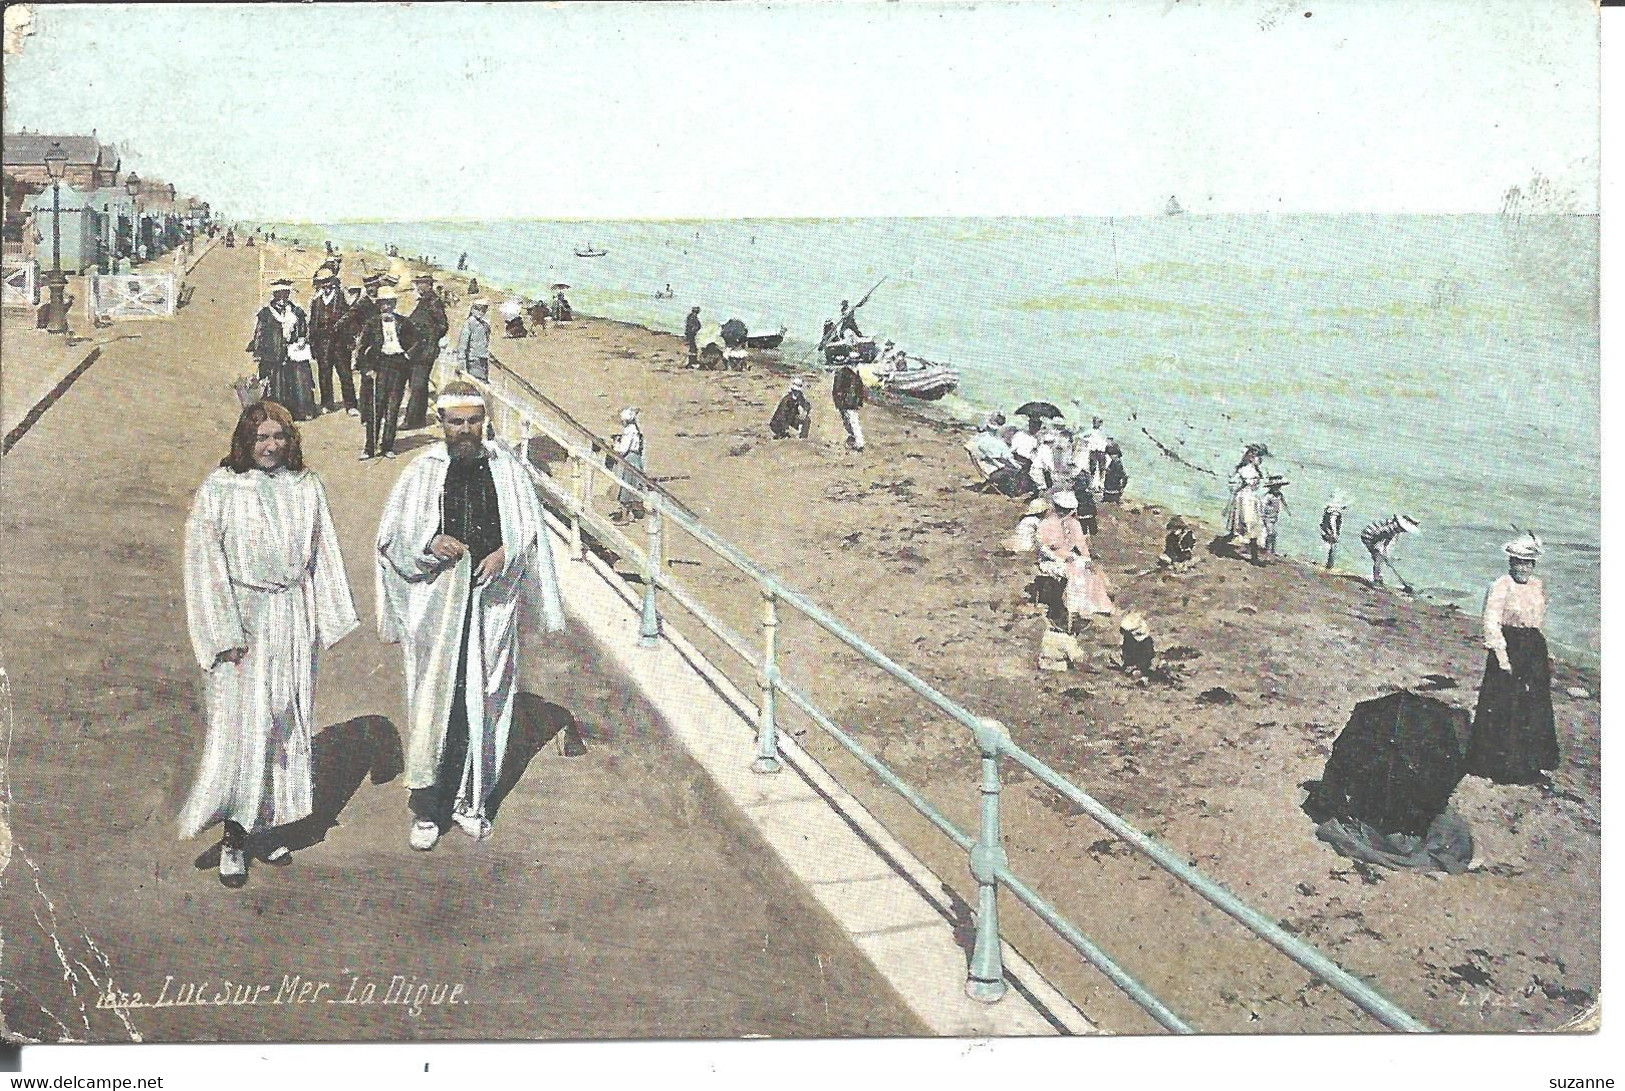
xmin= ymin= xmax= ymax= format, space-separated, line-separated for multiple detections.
xmin=464 ymin=355 xmax=1428 ymax=1034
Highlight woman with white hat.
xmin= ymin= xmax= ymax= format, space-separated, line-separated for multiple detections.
xmin=611 ymin=407 xmax=646 ymax=523
xmin=1036 ymin=491 xmax=1113 ymax=628
xmin=1003 ymin=496 xmax=1050 ymax=554
xmin=1464 ymin=532 xmax=1558 ymax=785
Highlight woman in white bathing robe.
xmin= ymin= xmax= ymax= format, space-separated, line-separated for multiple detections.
xmin=179 ymin=465 xmax=358 ymax=842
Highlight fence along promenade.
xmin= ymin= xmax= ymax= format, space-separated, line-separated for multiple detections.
xmin=458 ymin=353 xmax=1428 ymax=1035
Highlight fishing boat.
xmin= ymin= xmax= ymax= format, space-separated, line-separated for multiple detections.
xmin=744 ymin=326 xmax=787 ymax=350
xmin=822 ymin=339 xmax=880 ymax=366
xmin=875 ymin=357 xmax=959 ymax=401
xmin=575 ymin=245 xmax=607 ymax=258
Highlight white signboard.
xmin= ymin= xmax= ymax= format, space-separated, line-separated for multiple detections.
xmin=89 ymin=273 xmax=178 ymax=320
xmin=1 ymin=260 xmax=37 ymax=309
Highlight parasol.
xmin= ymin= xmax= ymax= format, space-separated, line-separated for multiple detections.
xmin=1015 ymin=401 xmax=1065 ymax=420
xmin=549 ymin=283 xmax=571 ymax=291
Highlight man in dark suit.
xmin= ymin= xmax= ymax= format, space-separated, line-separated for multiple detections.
xmin=339 ymin=272 xmax=384 ymax=421
xmin=308 ymin=264 xmax=354 ymax=414
xmin=355 ymin=288 xmax=422 ymax=460
xmin=403 ymin=272 xmax=450 ymax=429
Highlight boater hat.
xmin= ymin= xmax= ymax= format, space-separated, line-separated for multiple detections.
xmin=1503 ymin=531 xmax=1544 ymax=560
xmin=1052 ymin=491 xmax=1079 ymax=510
xmin=362 ymin=273 xmax=383 ymax=287
xmin=1024 ymin=498 xmax=1050 ymax=516
xmin=1119 ymin=610 xmax=1150 ymax=638
xmin=269 ymin=278 xmax=293 ymax=292
xmin=469 ymin=297 xmax=489 ymax=308
xmin=1397 ymin=514 xmax=1420 ymax=534
xmin=620 ymin=407 xmax=641 ymax=423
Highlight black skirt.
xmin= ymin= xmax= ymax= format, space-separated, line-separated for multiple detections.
xmin=1465 ymin=626 xmax=1558 ymax=784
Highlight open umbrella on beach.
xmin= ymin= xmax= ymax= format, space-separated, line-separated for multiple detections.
xmin=1015 ymin=401 xmax=1065 ymax=421
xmin=550 ymin=283 xmax=571 ymax=290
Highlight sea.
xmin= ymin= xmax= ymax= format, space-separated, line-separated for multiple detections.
xmin=288 ymin=216 xmax=1600 ymax=663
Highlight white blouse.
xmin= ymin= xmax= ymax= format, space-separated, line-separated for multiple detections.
xmin=1483 ymin=574 xmax=1546 ymax=651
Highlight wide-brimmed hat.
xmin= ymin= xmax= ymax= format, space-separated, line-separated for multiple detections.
xmin=269 ymin=278 xmax=293 ymax=292
xmin=413 ymin=272 xmax=434 ymax=283
xmin=1052 ymin=490 xmax=1079 ymax=510
xmin=376 ymin=287 xmax=398 ymax=302
xmin=620 ymin=407 xmax=640 ymax=423
xmin=1503 ymin=531 xmax=1544 ymax=560
xmin=1024 ymin=498 xmax=1050 ymax=516
xmin=361 ymin=273 xmax=383 ymax=287
xmin=1118 ymin=610 xmax=1150 ymax=637
xmin=1266 ymin=475 xmax=1290 ymax=488
xmin=469 ymin=297 xmax=489 ymax=308
xmin=790 ymin=377 xmax=805 ymax=389
xmin=1397 ymin=514 xmax=1420 ymax=534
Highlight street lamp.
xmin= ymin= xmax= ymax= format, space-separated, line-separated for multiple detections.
xmin=43 ymin=142 xmax=69 ymax=334
xmin=124 ymin=171 xmax=141 ymax=265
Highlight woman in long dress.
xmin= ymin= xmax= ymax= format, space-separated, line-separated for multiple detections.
xmin=1036 ymin=490 xmax=1114 ymax=627
xmin=1224 ymin=445 xmax=1268 ymax=565
xmin=180 ymin=401 xmax=358 ymax=886
xmin=1465 ymin=532 xmax=1558 ymax=784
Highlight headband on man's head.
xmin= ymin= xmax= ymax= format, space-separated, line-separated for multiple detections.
xmin=436 ymin=393 xmax=487 ymax=412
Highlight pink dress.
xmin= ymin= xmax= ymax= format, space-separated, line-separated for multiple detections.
xmin=1036 ymin=514 xmax=1114 ymax=616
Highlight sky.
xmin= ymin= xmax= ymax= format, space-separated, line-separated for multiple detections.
xmin=1 ymin=0 xmax=1599 ymax=221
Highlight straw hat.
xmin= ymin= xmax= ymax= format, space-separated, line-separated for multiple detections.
xmin=469 ymin=297 xmax=489 ymax=309
xmin=790 ymin=377 xmax=805 ymax=389
xmin=376 ymin=287 xmax=398 ymax=302
xmin=1052 ymin=491 xmax=1079 ymax=510
xmin=620 ymin=407 xmax=640 ymax=423
xmin=1503 ymin=531 xmax=1544 ymax=560
xmin=269 ymin=278 xmax=293 ymax=292
xmin=1024 ymin=498 xmax=1050 ymax=517
xmin=1118 ymin=610 xmax=1150 ymax=638
xmin=1397 ymin=514 xmax=1420 ymax=534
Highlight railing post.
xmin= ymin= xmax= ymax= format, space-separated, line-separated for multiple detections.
xmin=569 ymin=454 xmax=586 ymax=561
xmin=639 ymin=495 xmax=663 ymax=647
xmin=966 ymin=717 xmax=1009 ymax=1003
xmin=753 ymin=589 xmax=783 ymax=774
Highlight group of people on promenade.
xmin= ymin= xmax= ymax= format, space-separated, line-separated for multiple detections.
xmin=245 ymin=259 xmax=502 ymax=461
xmin=181 ymin=383 xmax=565 ymax=886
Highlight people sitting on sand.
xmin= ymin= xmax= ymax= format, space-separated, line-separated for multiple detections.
xmin=1159 ymin=517 xmax=1197 ymax=572
xmin=501 ymin=300 xmax=528 ymax=339
xmin=1102 ymin=442 xmax=1128 ymax=503
xmin=1116 ymin=611 xmax=1155 ymax=675
xmin=1004 ymin=497 xmax=1050 ymax=554
xmin=968 ymin=418 xmax=1029 ymax=497
xmin=1262 ymin=474 xmax=1290 ymax=554
xmin=769 ymin=377 xmax=813 ymax=439
xmin=527 ymin=300 xmax=550 ymax=333
xmin=554 ymin=292 xmax=574 ymax=321
xmin=1036 ymin=491 xmax=1113 ymax=631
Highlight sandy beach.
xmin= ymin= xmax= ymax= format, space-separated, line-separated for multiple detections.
xmin=318 ymin=237 xmax=1604 ymax=1035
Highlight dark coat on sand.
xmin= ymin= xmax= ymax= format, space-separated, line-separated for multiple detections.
xmin=307 ymin=287 xmax=350 ymax=352
xmin=770 ymin=389 xmax=812 ymax=438
xmin=832 ymin=365 xmax=865 ymax=411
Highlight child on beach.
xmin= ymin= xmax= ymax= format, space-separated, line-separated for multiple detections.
xmin=1261 ymin=475 xmax=1290 ymax=555
xmin=1320 ymin=495 xmax=1349 ymax=570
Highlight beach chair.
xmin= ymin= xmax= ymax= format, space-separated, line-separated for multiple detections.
xmin=964 ymin=440 xmax=1004 ymax=494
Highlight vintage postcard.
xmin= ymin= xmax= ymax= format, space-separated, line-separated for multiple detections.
xmin=0 ymin=0 xmax=1607 ymax=1082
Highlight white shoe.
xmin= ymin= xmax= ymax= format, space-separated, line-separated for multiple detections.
xmin=451 ymin=807 xmax=492 ymax=842
xmin=347 ymin=408 xmax=361 ymax=417
xmin=408 ymin=820 xmax=440 ymax=851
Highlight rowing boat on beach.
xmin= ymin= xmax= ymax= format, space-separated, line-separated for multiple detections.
xmin=874 ymin=358 xmax=959 ymax=400
xmin=744 ymin=327 xmax=787 ymax=350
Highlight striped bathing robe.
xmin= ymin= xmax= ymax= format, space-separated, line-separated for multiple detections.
xmin=179 ymin=467 xmax=358 ymax=839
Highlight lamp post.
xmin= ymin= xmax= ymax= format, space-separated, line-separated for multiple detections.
xmin=124 ymin=172 xmax=141 ymax=266
xmin=166 ymin=184 xmax=176 ymax=251
xmin=43 ymin=142 xmax=69 ymax=334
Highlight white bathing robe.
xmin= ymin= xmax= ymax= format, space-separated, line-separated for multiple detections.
xmin=179 ymin=467 xmax=358 ymax=839
xmin=375 ymin=441 xmax=565 ymax=813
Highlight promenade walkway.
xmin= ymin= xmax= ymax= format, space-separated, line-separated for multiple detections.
xmin=0 ymin=246 xmax=923 ymax=1042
